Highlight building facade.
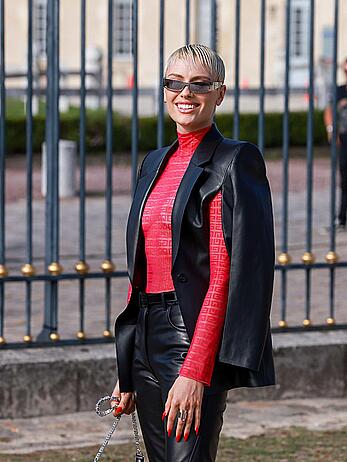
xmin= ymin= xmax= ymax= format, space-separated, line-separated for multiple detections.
xmin=4 ymin=0 xmax=347 ymax=109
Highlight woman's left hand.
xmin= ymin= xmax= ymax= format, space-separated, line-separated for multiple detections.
xmin=163 ymin=375 xmax=204 ymax=442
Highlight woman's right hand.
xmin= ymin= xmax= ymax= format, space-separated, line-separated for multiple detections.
xmin=111 ymin=380 xmax=135 ymax=417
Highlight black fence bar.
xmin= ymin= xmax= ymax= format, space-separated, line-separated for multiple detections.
xmin=1 ymin=262 xmax=347 ymax=284
xmin=327 ymin=0 xmax=340 ymax=325
xmin=157 ymin=0 xmax=165 ymax=148
xmin=52 ymin=0 xmax=60 ymax=339
xmin=24 ymin=0 xmax=34 ymax=343
xmin=233 ymin=0 xmax=240 ymax=139
xmin=131 ymin=0 xmax=139 ymax=198
xmin=76 ymin=0 xmax=87 ymax=339
xmin=211 ymin=0 xmax=217 ymax=51
xmin=258 ymin=0 xmax=266 ymax=153
xmin=4 ymin=85 xmax=316 ymax=99
xmin=79 ymin=0 xmax=86 ymax=264
xmin=185 ymin=0 xmax=190 ymax=46
xmin=1 ymin=1 xmax=347 ymax=349
xmin=303 ymin=0 xmax=315 ymax=326
xmin=39 ymin=0 xmax=61 ymax=341
xmin=279 ymin=0 xmax=291 ymax=328
xmin=0 ymin=0 xmax=6 ymax=344
xmin=103 ymin=0 xmax=115 ymax=337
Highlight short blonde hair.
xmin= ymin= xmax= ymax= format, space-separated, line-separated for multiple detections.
xmin=165 ymin=44 xmax=225 ymax=83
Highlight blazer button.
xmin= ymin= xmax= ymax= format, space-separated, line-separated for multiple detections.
xmin=177 ymin=273 xmax=188 ymax=283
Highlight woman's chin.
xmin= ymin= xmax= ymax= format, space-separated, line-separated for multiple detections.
xmin=177 ymin=119 xmax=212 ymax=133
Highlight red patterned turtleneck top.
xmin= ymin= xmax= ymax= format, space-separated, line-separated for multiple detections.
xmin=126 ymin=125 xmax=231 ymax=385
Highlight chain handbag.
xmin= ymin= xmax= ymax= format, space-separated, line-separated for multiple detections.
xmin=93 ymin=395 xmax=145 ymax=462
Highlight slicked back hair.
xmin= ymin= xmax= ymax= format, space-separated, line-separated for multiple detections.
xmin=164 ymin=44 xmax=225 ymax=83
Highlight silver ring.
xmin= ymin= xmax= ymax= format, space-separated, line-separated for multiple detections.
xmin=177 ymin=409 xmax=188 ymax=422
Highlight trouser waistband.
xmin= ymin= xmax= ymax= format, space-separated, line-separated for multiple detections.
xmin=138 ymin=290 xmax=177 ymax=307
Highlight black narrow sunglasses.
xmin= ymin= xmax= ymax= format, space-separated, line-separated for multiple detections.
xmin=163 ymin=78 xmax=223 ymax=94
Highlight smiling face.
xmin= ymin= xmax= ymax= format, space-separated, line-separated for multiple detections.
xmin=164 ymin=59 xmax=226 ymax=134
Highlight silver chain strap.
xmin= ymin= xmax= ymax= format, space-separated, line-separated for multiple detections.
xmin=94 ymin=395 xmax=145 ymax=462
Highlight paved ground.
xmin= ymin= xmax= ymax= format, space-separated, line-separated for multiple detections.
xmin=2 ymin=153 xmax=347 ymax=343
xmin=1 ymin=152 xmax=347 ymax=456
xmin=0 ymin=397 xmax=346 ymax=454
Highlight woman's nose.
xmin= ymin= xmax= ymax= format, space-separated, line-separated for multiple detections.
xmin=179 ymin=83 xmax=193 ymax=96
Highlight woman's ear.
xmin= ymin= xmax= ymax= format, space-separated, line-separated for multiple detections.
xmin=216 ymin=85 xmax=226 ymax=106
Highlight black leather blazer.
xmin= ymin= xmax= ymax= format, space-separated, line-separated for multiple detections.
xmin=114 ymin=123 xmax=276 ymax=393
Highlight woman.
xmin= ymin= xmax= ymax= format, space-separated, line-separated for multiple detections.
xmin=112 ymin=44 xmax=275 ymax=462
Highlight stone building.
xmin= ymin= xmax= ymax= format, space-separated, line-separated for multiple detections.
xmin=4 ymin=0 xmax=347 ymax=112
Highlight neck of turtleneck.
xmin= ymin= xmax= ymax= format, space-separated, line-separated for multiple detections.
xmin=176 ymin=124 xmax=212 ymax=156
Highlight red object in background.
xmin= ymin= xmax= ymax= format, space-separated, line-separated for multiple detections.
xmin=127 ymin=73 xmax=134 ymax=89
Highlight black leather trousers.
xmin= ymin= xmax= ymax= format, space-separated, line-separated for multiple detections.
xmin=132 ymin=290 xmax=227 ymax=462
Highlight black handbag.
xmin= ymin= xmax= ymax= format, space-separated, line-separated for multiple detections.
xmin=94 ymin=395 xmax=145 ymax=461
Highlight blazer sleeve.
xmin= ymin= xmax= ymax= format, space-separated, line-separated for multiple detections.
xmin=219 ymin=142 xmax=275 ymax=371
xmin=124 ymin=150 xmax=152 ymax=305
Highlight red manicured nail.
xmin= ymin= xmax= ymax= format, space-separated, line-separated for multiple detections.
xmin=176 ymin=434 xmax=181 ymax=442
xmin=195 ymin=426 xmax=199 ymax=435
xmin=168 ymin=427 xmax=172 ymax=437
xmin=184 ymin=434 xmax=189 ymax=442
xmin=115 ymin=406 xmax=123 ymax=414
xmin=162 ymin=411 xmax=166 ymax=421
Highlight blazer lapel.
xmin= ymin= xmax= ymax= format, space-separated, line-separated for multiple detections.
xmin=171 ymin=123 xmax=224 ymax=267
xmin=127 ymin=123 xmax=224 ymax=284
xmin=127 ymin=140 xmax=178 ymax=284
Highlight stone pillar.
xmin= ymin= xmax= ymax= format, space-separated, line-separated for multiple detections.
xmin=41 ymin=140 xmax=77 ymax=198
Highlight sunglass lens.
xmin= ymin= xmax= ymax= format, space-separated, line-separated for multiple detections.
xmin=190 ymin=82 xmax=211 ymax=93
xmin=164 ymin=79 xmax=184 ymax=91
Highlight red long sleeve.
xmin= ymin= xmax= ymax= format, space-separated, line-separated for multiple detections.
xmin=125 ymin=125 xmax=231 ymax=384
xmin=179 ymin=191 xmax=230 ymax=385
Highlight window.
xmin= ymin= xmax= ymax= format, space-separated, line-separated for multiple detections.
xmin=33 ymin=0 xmax=47 ymax=57
xmin=113 ymin=0 xmax=132 ymax=58
xmin=290 ymin=0 xmax=309 ymax=65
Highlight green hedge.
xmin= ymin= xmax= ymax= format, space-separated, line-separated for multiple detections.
xmin=4 ymin=108 xmax=328 ymax=154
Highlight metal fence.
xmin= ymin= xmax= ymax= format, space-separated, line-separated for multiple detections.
xmin=0 ymin=0 xmax=346 ymax=349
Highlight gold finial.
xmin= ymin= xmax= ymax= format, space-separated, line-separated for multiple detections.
xmin=278 ymin=253 xmax=291 ymax=266
xmin=75 ymin=260 xmax=90 ymax=275
xmin=21 ymin=263 xmax=36 ymax=277
xmin=49 ymin=332 xmax=60 ymax=341
xmin=103 ymin=329 xmax=112 ymax=338
xmin=325 ymin=251 xmax=339 ymax=265
xmin=48 ymin=262 xmax=63 ymax=276
xmin=23 ymin=334 xmax=33 ymax=343
xmin=303 ymin=318 xmax=312 ymax=327
xmin=301 ymin=251 xmax=315 ymax=265
xmin=76 ymin=331 xmax=86 ymax=340
xmin=0 ymin=336 xmax=6 ymax=345
xmin=100 ymin=260 xmax=115 ymax=273
xmin=0 ymin=265 xmax=8 ymax=277
xmin=278 ymin=320 xmax=288 ymax=328
xmin=326 ymin=317 xmax=336 ymax=325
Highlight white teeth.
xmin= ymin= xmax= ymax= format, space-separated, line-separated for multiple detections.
xmin=177 ymin=104 xmax=195 ymax=109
